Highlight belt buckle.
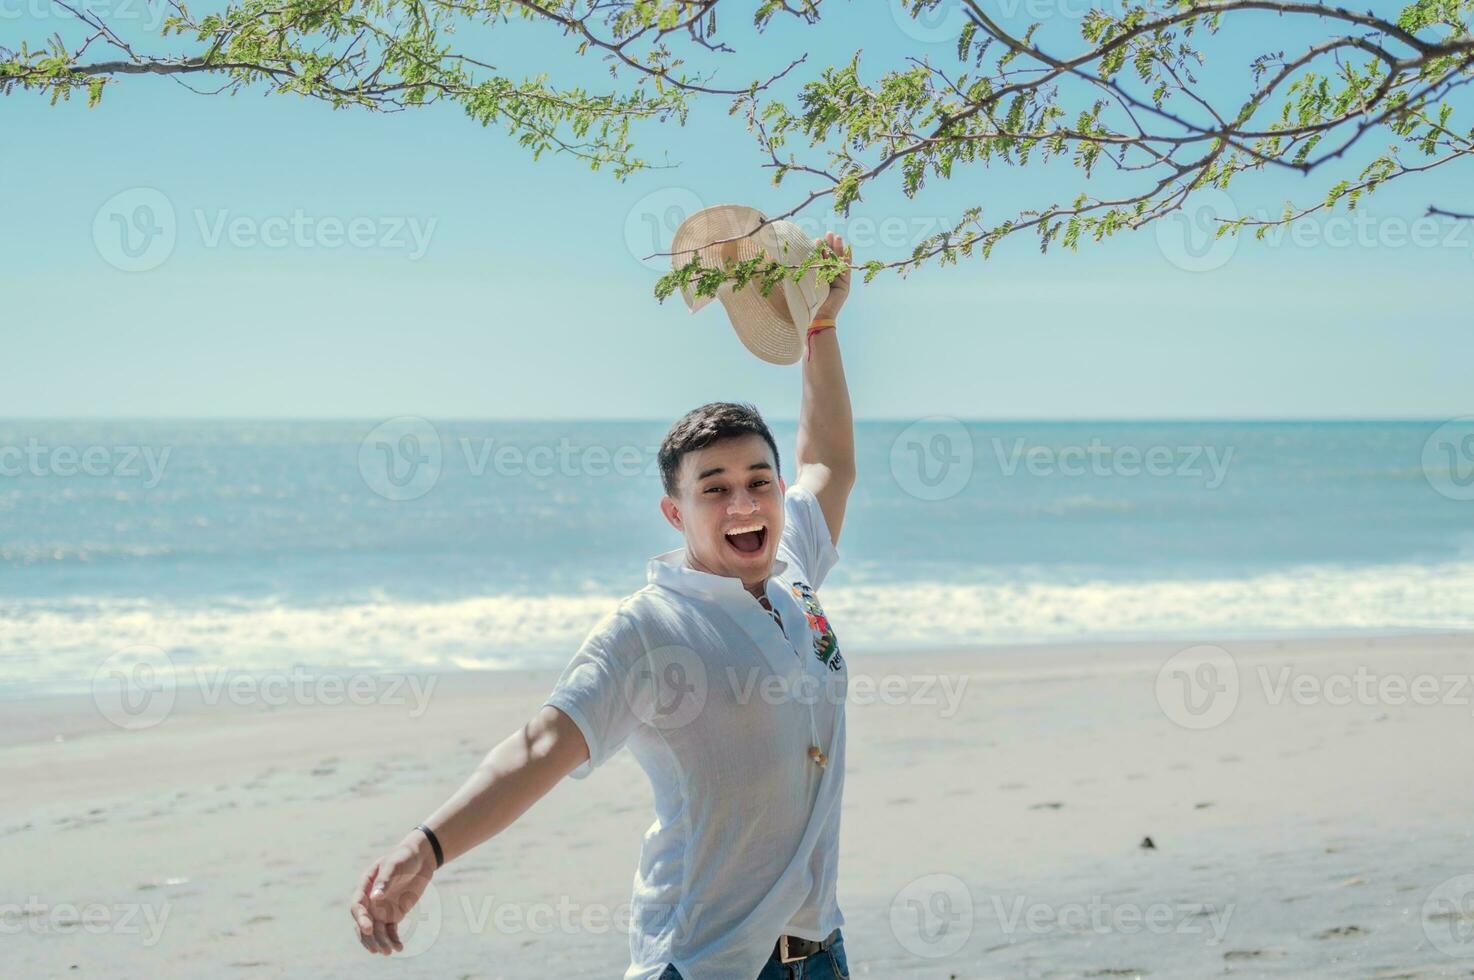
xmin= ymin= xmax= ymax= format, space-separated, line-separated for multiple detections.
xmin=777 ymin=935 xmax=804 ymax=965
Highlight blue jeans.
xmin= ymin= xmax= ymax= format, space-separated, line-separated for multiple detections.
xmin=659 ymin=930 xmax=849 ymax=980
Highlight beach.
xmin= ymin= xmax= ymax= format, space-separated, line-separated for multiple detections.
xmin=5 ymin=631 xmax=1473 ymax=978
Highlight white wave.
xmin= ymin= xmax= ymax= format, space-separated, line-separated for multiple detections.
xmin=822 ymin=560 xmax=1474 ymax=648
xmin=3 ymin=561 xmax=1473 ymax=691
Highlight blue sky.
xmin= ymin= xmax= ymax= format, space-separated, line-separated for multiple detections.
xmin=2 ymin=1 xmax=1469 ymax=420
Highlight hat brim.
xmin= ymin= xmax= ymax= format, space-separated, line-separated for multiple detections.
xmin=670 ymin=204 xmax=828 ymax=366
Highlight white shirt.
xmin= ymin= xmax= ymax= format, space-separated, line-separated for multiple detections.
xmin=543 ymin=484 xmax=847 ymax=980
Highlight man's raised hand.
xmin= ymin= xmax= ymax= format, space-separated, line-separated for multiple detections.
xmin=813 ymin=231 xmax=852 ymax=322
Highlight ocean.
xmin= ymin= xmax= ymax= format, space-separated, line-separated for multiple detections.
xmin=1 ymin=419 xmax=1470 ymax=697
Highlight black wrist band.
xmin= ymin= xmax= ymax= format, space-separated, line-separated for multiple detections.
xmin=415 ymin=823 xmax=444 ymax=868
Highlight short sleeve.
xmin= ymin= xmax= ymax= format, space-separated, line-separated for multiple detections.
xmin=542 ymin=610 xmax=644 ymax=780
xmin=776 ymin=484 xmax=840 ymax=590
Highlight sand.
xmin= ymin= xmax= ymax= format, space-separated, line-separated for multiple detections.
xmin=4 ymin=632 xmax=1474 ymax=978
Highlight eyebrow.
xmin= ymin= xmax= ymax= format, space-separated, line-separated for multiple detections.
xmin=696 ymin=461 xmax=773 ymax=481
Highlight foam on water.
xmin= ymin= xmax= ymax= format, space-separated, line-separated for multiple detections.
xmin=4 ymin=560 xmax=1470 ymax=696
xmin=3 ymin=419 xmax=1468 ymax=694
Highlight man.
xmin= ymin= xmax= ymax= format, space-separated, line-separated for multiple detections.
xmin=350 ymin=232 xmax=856 ymax=980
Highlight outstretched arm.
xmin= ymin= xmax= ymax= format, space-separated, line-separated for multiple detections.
xmin=349 ymin=706 xmax=589 ymax=955
xmin=795 ymin=231 xmax=856 ymax=547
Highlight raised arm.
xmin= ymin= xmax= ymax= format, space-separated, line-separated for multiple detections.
xmin=348 ymin=705 xmax=589 ymax=955
xmin=795 ymin=231 xmax=857 ymax=547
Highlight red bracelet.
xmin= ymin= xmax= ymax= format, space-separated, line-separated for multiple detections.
xmin=806 ymin=319 xmax=836 ymax=359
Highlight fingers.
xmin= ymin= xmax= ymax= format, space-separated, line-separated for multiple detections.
xmin=369 ymin=858 xmax=423 ymax=920
xmin=350 ymin=866 xmax=378 ymax=941
xmin=351 ymin=863 xmax=394 ymax=955
xmin=370 ymin=853 xmax=404 ymax=903
xmin=815 ymin=231 xmax=852 ymax=264
xmin=362 ymin=854 xmax=430 ymax=956
xmin=357 ymin=862 xmax=378 ymax=900
xmin=351 ymin=859 xmax=410 ymax=956
xmin=372 ymin=915 xmax=395 ymax=955
xmin=350 ymin=898 xmax=380 ymax=953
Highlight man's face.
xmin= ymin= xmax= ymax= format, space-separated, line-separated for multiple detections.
xmin=660 ymin=433 xmax=786 ymax=588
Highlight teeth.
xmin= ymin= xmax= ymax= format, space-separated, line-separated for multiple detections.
xmin=724 ymin=524 xmax=765 ymax=535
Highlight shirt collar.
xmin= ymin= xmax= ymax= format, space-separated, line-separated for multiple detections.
xmin=648 ymin=547 xmax=789 ymax=603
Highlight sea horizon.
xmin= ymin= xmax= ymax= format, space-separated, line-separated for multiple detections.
xmin=3 ymin=417 xmax=1469 ymax=698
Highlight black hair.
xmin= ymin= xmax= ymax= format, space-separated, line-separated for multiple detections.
xmin=657 ymin=401 xmax=781 ymax=497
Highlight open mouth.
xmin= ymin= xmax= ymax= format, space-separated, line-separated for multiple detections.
xmin=723 ymin=523 xmax=767 ymax=556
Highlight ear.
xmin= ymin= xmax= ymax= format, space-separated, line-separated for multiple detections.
xmin=778 ymin=473 xmax=787 ymax=495
xmin=659 ymin=494 xmax=683 ymax=532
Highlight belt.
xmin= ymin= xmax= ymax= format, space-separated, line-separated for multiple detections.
xmin=770 ymin=928 xmax=839 ymax=965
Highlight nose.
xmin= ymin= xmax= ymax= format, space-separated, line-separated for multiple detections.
xmin=727 ymin=487 xmax=759 ymax=514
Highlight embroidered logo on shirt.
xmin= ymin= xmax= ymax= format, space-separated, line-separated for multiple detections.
xmin=791 ymin=581 xmax=843 ymax=671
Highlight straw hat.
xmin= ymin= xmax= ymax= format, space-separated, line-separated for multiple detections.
xmin=670 ymin=204 xmax=829 ymax=365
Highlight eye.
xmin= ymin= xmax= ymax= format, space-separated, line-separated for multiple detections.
xmin=751 ymin=479 xmax=771 ymax=488
xmin=703 ymin=485 xmax=726 ymax=494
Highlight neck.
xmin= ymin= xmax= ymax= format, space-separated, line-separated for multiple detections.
xmin=684 ymin=551 xmax=766 ymax=599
